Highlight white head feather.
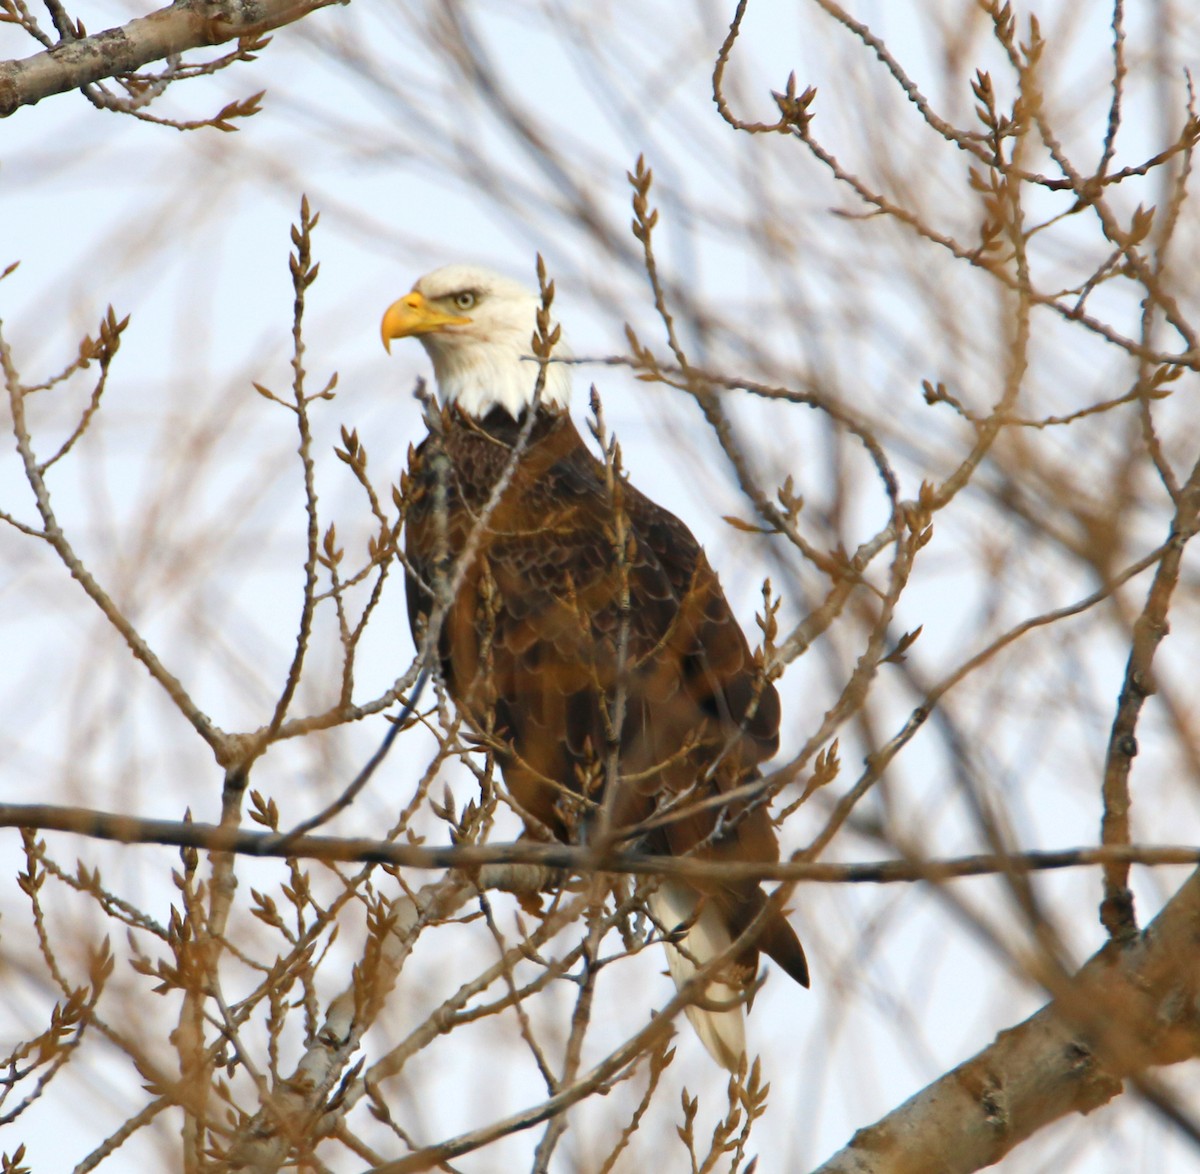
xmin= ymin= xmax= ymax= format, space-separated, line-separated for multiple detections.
xmin=382 ymin=264 xmax=572 ymax=418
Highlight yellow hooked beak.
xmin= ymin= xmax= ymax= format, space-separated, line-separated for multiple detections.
xmin=380 ymin=291 xmax=471 ymax=353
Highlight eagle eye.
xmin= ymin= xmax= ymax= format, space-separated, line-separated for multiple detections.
xmin=452 ymin=290 xmax=477 ymax=311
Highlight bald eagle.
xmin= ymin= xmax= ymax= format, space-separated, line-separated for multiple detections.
xmin=382 ymin=264 xmax=808 ymax=1069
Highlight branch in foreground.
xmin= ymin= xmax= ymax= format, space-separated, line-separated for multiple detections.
xmin=0 ymin=0 xmax=341 ymax=116
xmin=2 ymin=802 xmax=1198 ymax=884
xmin=814 ymin=868 xmax=1200 ymax=1173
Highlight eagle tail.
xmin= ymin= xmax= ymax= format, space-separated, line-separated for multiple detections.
xmin=648 ymin=879 xmax=747 ymax=1071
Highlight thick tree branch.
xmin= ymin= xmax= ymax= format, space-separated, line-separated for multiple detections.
xmin=814 ymin=869 xmax=1200 ymax=1173
xmin=0 ymin=0 xmax=341 ymax=117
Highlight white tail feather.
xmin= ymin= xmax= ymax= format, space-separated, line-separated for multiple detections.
xmin=647 ymin=880 xmax=746 ymax=1071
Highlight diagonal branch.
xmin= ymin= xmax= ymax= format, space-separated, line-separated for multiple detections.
xmin=814 ymin=868 xmax=1200 ymax=1173
xmin=0 ymin=0 xmax=342 ymax=117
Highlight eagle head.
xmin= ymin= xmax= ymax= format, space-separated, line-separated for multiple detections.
xmin=381 ymin=264 xmax=572 ymax=419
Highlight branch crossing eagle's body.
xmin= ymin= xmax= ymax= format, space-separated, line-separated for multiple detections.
xmin=383 ymin=265 xmax=808 ymax=1069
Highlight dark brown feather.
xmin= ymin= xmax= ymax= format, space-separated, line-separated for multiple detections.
xmin=403 ymin=403 xmax=808 ymax=988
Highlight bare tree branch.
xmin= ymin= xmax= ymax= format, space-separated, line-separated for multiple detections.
xmin=0 ymin=0 xmax=342 ymax=117
xmin=3 ymin=802 xmax=1198 ymax=884
xmin=814 ymin=868 xmax=1200 ymax=1173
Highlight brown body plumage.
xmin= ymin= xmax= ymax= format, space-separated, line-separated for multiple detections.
xmin=384 ymin=264 xmax=807 ymax=1068
xmin=403 ymin=405 xmax=808 ymax=982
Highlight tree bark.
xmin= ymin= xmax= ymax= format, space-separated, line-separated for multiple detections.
xmin=814 ymin=869 xmax=1200 ymax=1173
xmin=0 ymin=0 xmax=337 ymax=117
